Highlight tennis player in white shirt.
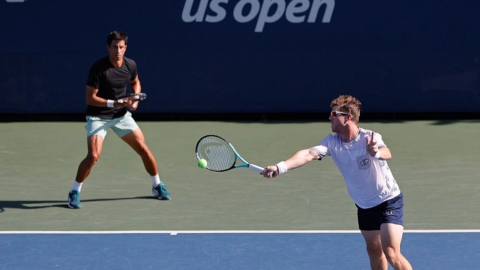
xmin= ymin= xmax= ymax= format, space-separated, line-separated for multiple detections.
xmin=262 ymin=95 xmax=413 ymax=270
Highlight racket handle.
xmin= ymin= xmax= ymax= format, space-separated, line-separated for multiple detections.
xmin=248 ymin=164 xmax=264 ymax=173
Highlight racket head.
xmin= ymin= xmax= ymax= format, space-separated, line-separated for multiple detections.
xmin=195 ymin=135 xmax=237 ymax=172
xmin=122 ymin=93 xmax=147 ymax=101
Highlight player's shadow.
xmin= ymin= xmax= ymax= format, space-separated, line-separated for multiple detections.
xmin=0 ymin=196 xmax=154 ymax=213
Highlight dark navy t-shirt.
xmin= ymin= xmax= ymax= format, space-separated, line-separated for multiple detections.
xmin=86 ymin=56 xmax=138 ymax=119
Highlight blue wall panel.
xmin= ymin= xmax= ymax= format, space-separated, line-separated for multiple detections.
xmin=1 ymin=0 xmax=479 ymax=114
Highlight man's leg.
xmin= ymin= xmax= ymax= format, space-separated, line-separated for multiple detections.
xmin=75 ymin=135 xmax=104 ymax=182
xmin=68 ymin=135 xmax=104 ymax=209
xmin=121 ymin=127 xmax=171 ymax=200
xmin=121 ymin=128 xmax=157 ymax=176
xmin=380 ymin=223 xmax=413 ymax=270
xmin=361 ymin=230 xmax=389 ymax=270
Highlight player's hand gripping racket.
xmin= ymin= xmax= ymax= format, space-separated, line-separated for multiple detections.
xmin=195 ymin=135 xmax=264 ymax=173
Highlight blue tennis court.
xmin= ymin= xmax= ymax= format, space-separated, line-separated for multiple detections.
xmin=1 ymin=231 xmax=479 ymax=270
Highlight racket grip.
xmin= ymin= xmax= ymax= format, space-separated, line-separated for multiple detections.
xmin=248 ymin=164 xmax=264 ymax=173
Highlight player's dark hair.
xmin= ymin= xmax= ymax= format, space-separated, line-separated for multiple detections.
xmin=330 ymin=95 xmax=362 ymax=123
xmin=107 ymin=31 xmax=128 ymax=46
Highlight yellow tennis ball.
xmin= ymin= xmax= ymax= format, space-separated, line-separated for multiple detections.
xmin=198 ymin=159 xmax=208 ymax=169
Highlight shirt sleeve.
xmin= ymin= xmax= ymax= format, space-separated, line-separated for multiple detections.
xmin=372 ymin=132 xmax=386 ymax=148
xmin=130 ymin=65 xmax=137 ymax=81
xmin=310 ymin=135 xmax=331 ymax=158
xmin=86 ymin=64 xmax=100 ymax=89
xmin=127 ymin=59 xmax=138 ymax=81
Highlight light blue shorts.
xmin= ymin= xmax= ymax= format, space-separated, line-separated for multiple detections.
xmin=85 ymin=111 xmax=138 ymax=139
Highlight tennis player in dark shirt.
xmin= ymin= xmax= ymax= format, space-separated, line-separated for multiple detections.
xmin=67 ymin=31 xmax=171 ymax=209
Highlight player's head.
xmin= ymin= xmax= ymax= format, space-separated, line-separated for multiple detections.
xmin=107 ymin=31 xmax=128 ymax=46
xmin=107 ymin=31 xmax=128 ymax=61
xmin=330 ymin=95 xmax=361 ymax=124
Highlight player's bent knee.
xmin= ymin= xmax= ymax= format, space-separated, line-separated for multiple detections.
xmin=85 ymin=153 xmax=100 ymax=165
xmin=137 ymin=144 xmax=152 ymax=156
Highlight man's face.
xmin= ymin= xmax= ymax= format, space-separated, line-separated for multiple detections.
xmin=329 ymin=106 xmax=348 ymax=133
xmin=107 ymin=39 xmax=127 ymax=60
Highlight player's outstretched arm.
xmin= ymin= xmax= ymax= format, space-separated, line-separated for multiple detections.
xmin=262 ymin=148 xmax=320 ymax=178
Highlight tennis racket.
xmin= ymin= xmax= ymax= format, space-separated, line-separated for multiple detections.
xmin=119 ymin=93 xmax=147 ymax=102
xmin=195 ymin=135 xmax=264 ymax=173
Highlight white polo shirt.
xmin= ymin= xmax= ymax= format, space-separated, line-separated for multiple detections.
xmin=310 ymin=128 xmax=401 ymax=209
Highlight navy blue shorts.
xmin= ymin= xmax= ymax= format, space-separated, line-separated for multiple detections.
xmin=356 ymin=193 xmax=404 ymax=231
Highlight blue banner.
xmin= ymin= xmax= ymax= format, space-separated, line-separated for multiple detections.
xmin=1 ymin=1 xmax=479 ymax=114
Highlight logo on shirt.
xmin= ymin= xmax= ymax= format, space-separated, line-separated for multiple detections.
xmin=357 ymin=154 xmax=371 ymax=170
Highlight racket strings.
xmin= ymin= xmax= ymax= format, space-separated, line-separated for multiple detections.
xmin=196 ymin=136 xmax=236 ymax=171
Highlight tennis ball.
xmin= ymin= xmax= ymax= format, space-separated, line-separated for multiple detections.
xmin=198 ymin=159 xmax=208 ymax=169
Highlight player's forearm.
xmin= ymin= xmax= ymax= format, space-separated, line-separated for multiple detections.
xmin=86 ymin=86 xmax=116 ymax=107
xmin=86 ymin=94 xmax=107 ymax=107
xmin=86 ymin=95 xmax=129 ymax=108
xmin=285 ymin=149 xmax=317 ymax=170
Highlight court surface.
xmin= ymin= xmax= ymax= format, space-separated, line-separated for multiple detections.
xmin=1 ymin=231 xmax=479 ymax=270
xmin=1 ymin=120 xmax=479 ymax=269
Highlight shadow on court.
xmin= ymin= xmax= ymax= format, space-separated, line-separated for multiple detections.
xmin=0 ymin=196 xmax=154 ymax=212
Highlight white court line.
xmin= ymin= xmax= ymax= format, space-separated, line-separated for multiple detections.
xmin=0 ymin=230 xmax=479 ymax=234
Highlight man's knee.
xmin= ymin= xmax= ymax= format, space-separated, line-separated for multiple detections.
xmin=85 ymin=152 xmax=100 ymax=165
xmin=136 ymin=143 xmax=153 ymax=157
xmin=383 ymin=246 xmax=402 ymax=263
xmin=366 ymin=244 xmax=384 ymax=258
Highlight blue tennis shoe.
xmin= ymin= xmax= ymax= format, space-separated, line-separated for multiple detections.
xmin=152 ymin=182 xmax=171 ymax=200
xmin=67 ymin=190 xmax=82 ymax=209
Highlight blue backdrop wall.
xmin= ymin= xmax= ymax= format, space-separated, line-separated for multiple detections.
xmin=1 ymin=0 xmax=479 ymax=115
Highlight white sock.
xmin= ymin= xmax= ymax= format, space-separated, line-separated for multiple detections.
xmin=72 ymin=181 xmax=83 ymax=192
xmin=151 ymin=174 xmax=161 ymax=186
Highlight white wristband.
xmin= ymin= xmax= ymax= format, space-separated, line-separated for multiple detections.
xmin=106 ymin=99 xmax=114 ymax=108
xmin=374 ymin=151 xmax=381 ymax=159
xmin=275 ymin=161 xmax=288 ymax=175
